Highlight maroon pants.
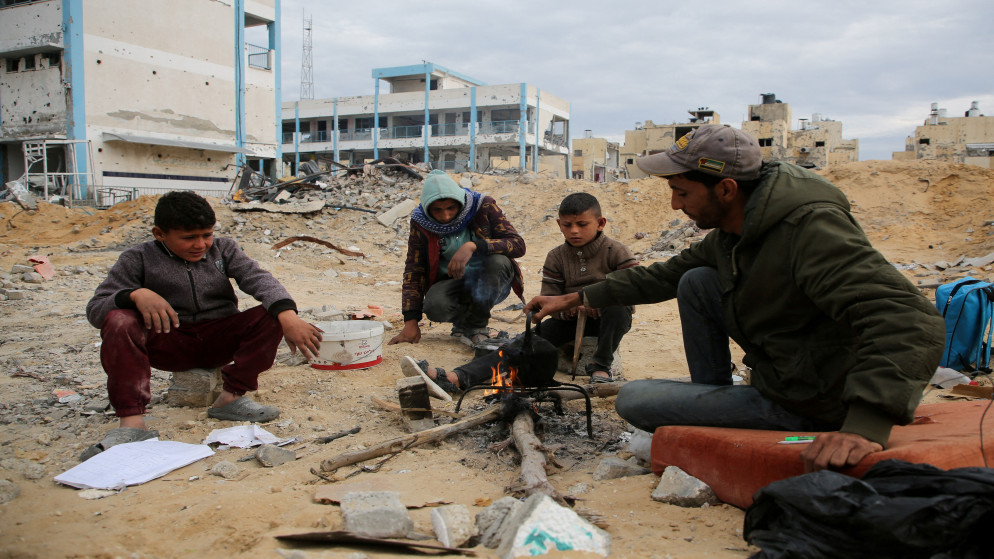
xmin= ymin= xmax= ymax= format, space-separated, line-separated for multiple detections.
xmin=100 ymin=306 xmax=284 ymax=417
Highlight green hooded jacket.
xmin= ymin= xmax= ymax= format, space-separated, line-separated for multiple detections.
xmin=585 ymin=162 xmax=945 ymax=446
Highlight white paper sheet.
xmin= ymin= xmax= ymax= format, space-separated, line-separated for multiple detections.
xmin=54 ymin=439 xmax=214 ymax=490
xmin=202 ymin=425 xmax=292 ymax=448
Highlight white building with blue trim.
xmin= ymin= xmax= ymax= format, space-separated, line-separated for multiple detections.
xmin=282 ymin=63 xmax=571 ymax=175
xmin=0 ymin=0 xmax=282 ymax=204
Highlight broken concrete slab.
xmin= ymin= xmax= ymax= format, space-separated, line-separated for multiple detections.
xmin=376 ymin=199 xmax=419 ymax=227
xmin=651 ymin=465 xmax=720 ymax=507
xmin=963 ymin=251 xmax=994 ymax=268
xmin=231 ymin=200 xmax=325 ymax=214
xmin=497 ymin=494 xmax=610 ymax=558
xmin=431 ymin=504 xmax=477 ymax=548
xmin=340 ymin=491 xmax=413 ymax=538
xmin=592 ymin=455 xmax=650 ymax=481
xmin=21 ymin=271 xmax=44 ymax=284
xmin=476 ymin=496 xmax=522 ymax=549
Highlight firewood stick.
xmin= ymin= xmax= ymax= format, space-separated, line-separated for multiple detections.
xmin=509 ymin=410 xmax=566 ymax=504
xmin=571 ymin=313 xmax=587 ymax=377
xmin=549 ymin=381 xmax=624 ymax=401
xmin=320 ymin=404 xmax=501 ymax=472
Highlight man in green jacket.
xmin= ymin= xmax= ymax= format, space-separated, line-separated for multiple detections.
xmin=525 ymin=124 xmax=945 ymax=472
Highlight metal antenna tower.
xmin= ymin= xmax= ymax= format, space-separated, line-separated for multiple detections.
xmin=300 ymin=12 xmax=314 ymax=99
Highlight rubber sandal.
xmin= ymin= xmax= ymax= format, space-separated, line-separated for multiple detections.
xmin=207 ymin=396 xmax=280 ymax=422
xmin=401 ymin=356 xmax=454 ymax=401
xmin=590 ymin=373 xmax=615 ymax=384
xmin=586 ymin=363 xmax=614 ymax=383
xmin=80 ymin=427 xmax=159 ymax=462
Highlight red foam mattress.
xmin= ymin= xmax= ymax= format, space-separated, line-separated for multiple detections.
xmin=650 ymin=401 xmax=994 ymax=509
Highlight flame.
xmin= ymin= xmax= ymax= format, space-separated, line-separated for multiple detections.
xmin=487 ymin=349 xmax=519 ymax=395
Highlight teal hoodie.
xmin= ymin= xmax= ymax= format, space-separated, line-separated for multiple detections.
xmin=420 ymin=170 xmax=464 ymax=211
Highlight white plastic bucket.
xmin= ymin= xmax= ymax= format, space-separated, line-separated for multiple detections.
xmin=310 ymin=321 xmax=384 ymax=370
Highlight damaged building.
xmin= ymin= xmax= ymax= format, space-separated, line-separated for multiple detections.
xmin=741 ymin=93 xmax=858 ymax=170
xmin=281 ymin=63 xmax=571 ymax=175
xmin=893 ymin=101 xmax=994 ymax=168
xmin=572 ymin=131 xmax=623 ymax=182
xmin=0 ymin=0 xmax=282 ymax=205
xmin=621 ymin=108 xmax=721 ymax=180
xmin=622 ymin=96 xmax=858 ymax=180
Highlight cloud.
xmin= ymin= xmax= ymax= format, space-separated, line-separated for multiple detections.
xmin=279 ymin=0 xmax=994 ymax=160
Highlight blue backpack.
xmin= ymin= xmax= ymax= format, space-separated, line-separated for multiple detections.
xmin=935 ymin=277 xmax=994 ymax=372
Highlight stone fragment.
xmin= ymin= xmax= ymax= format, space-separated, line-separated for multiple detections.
xmin=476 ymin=496 xmax=522 ymax=549
xmin=210 ymin=460 xmax=241 ymax=479
xmin=651 ymin=465 xmax=720 ymax=507
xmin=255 ymin=444 xmax=295 ymax=467
xmin=10 ymin=265 xmax=33 ymax=274
xmin=497 ymin=494 xmax=610 ymax=558
xmin=431 ymin=504 xmax=477 ymax=548
xmin=165 ymin=368 xmax=222 ymax=408
xmin=591 ymin=456 xmax=650 ymax=481
xmin=397 ymin=376 xmax=434 ymax=432
xmin=340 ymin=491 xmax=413 ymax=538
xmin=21 ymin=271 xmax=45 ymax=283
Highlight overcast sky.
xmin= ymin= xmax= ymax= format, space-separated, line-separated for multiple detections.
xmin=272 ymin=0 xmax=993 ymax=161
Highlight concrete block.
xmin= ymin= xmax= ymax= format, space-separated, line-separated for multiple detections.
xmin=431 ymin=504 xmax=477 ymax=548
xmin=591 ymin=456 xmax=650 ymax=481
xmin=476 ymin=496 xmax=522 ymax=549
xmin=165 ymin=368 xmax=223 ymax=408
xmin=376 ymin=198 xmax=419 ymax=227
xmin=556 ymin=336 xmax=622 ymax=377
xmin=21 ymin=272 xmax=44 ymax=284
xmin=10 ymin=265 xmax=33 ymax=274
xmin=497 ymin=494 xmax=610 ymax=558
xmin=651 ymin=465 xmax=720 ymax=507
xmin=340 ymin=491 xmax=413 ymax=538
xmin=397 ymin=376 xmax=434 ymax=432
xmin=5 ymin=290 xmax=26 ymax=301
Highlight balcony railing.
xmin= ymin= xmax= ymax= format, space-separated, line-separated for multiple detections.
xmin=479 ymin=120 xmax=520 ymax=135
xmin=431 ymin=123 xmax=470 ymax=137
xmin=246 ymin=43 xmax=271 ymax=70
xmin=385 ymin=125 xmax=423 ymax=139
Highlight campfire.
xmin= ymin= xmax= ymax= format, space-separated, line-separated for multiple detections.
xmin=455 ymin=317 xmax=594 ymax=438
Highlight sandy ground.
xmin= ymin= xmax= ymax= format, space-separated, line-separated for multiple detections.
xmin=1 ymin=159 xmax=993 ymax=559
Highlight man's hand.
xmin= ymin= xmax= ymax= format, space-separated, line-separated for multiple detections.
xmin=130 ymin=288 xmax=179 ymax=333
xmin=388 ymin=319 xmax=422 ymax=345
xmin=446 ymin=242 xmax=477 ymax=280
xmin=278 ymin=310 xmax=323 ymax=361
xmin=799 ymin=431 xmax=883 ymax=472
xmin=525 ymin=292 xmax=583 ymax=322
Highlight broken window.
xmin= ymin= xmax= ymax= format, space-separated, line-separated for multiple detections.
xmin=815 ymin=141 xmax=825 ymax=147
xmin=574 ymin=149 xmax=582 ymax=156
xmin=44 ymin=52 xmax=60 ymax=68
xmin=759 ymin=138 xmax=773 ymax=147
xmin=5 ymin=58 xmax=17 ymax=72
xmin=919 ymin=138 xmax=930 ymax=145
xmin=23 ymin=55 xmax=35 ymax=71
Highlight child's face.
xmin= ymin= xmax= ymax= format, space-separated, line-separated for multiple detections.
xmin=557 ymin=209 xmax=606 ymax=247
xmin=153 ymin=226 xmax=214 ymax=262
xmin=427 ymin=198 xmax=462 ymax=224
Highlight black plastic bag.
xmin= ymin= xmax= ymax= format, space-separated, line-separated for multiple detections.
xmin=744 ymin=459 xmax=994 ymax=558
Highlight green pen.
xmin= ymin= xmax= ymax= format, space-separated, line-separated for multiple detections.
xmin=784 ymin=435 xmax=816 ymax=441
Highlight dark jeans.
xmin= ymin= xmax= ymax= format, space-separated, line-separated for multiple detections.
xmin=423 ymin=254 xmax=515 ymax=332
xmin=615 ymin=267 xmax=840 ymax=434
xmin=535 ymin=305 xmax=632 ymax=370
xmin=100 ymin=306 xmax=284 ymax=417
